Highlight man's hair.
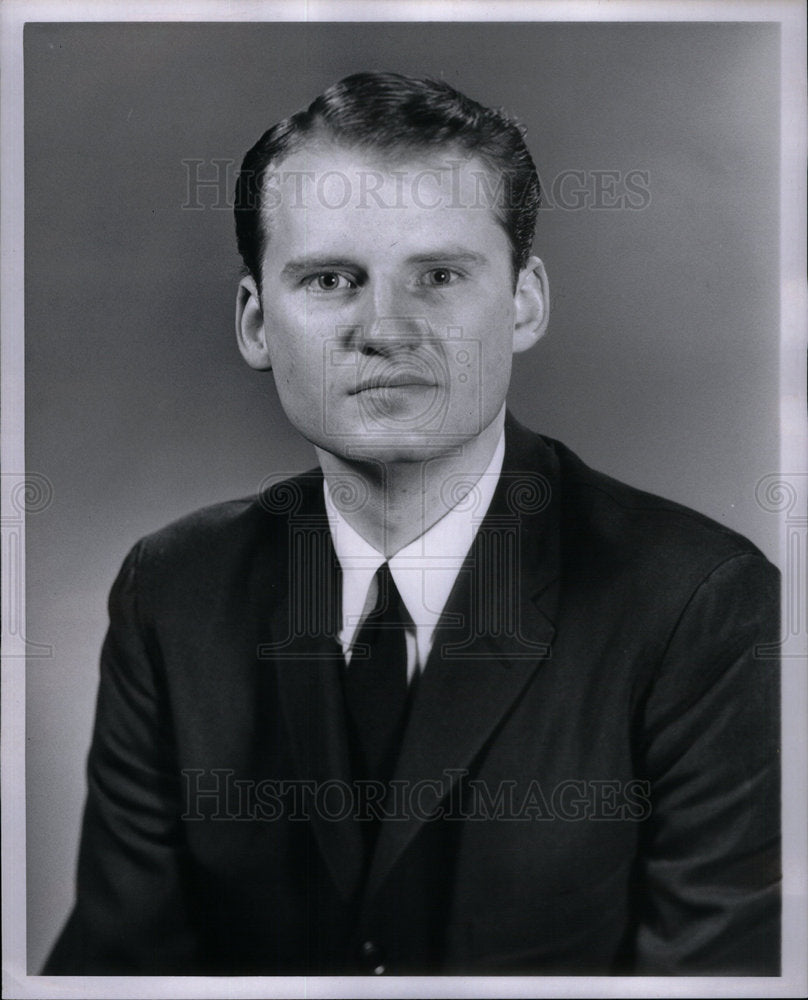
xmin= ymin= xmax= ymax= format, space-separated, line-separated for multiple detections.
xmin=234 ymin=71 xmax=541 ymax=290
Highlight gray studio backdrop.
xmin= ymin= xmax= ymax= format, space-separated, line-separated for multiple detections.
xmin=25 ymin=21 xmax=780 ymax=972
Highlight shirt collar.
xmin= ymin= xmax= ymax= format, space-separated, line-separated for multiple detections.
xmin=324 ymin=425 xmax=506 ymax=661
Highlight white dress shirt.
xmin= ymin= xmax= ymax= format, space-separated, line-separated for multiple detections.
xmin=324 ymin=428 xmax=505 ymax=682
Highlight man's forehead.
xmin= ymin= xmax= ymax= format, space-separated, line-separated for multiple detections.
xmin=258 ymin=140 xmax=508 ymax=238
xmin=262 ymin=142 xmax=510 ymax=263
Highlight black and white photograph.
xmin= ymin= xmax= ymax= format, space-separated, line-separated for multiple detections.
xmin=1 ymin=1 xmax=806 ymax=997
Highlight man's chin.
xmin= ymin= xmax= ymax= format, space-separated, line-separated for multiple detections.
xmin=315 ymin=432 xmax=471 ymax=467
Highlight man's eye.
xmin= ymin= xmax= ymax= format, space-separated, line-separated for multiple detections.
xmin=422 ymin=267 xmax=460 ymax=287
xmin=306 ymin=272 xmax=356 ymax=292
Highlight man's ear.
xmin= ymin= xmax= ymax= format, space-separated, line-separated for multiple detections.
xmin=512 ymin=255 xmax=550 ymax=354
xmin=236 ymin=275 xmax=273 ymax=370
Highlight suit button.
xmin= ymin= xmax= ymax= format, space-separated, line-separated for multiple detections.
xmin=358 ymin=939 xmax=386 ymax=973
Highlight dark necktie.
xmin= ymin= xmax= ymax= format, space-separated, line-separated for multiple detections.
xmin=343 ymin=562 xmax=410 ymax=784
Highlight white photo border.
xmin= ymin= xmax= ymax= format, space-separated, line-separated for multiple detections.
xmin=2 ymin=1 xmax=806 ymax=998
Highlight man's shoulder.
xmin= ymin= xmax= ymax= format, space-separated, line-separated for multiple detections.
xmin=537 ymin=430 xmax=775 ymax=578
xmin=502 ymin=415 xmax=774 ymax=582
xmin=134 ymin=467 xmax=325 ymax=568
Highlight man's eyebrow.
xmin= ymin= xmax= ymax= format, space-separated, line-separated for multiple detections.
xmin=280 ymin=257 xmax=363 ymax=280
xmin=406 ymin=250 xmax=488 ymax=266
xmin=279 ymin=249 xmax=488 ymax=280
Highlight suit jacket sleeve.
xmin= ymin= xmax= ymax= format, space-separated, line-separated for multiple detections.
xmin=43 ymin=541 xmax=201 ymax=974
xmin=632 ymin=551 xmax=781 ymax=975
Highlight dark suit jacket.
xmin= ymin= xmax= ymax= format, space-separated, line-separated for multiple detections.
xmin=44 ymin=415 xmax=780 ymax=976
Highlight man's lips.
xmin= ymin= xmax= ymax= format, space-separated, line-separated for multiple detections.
xmin=350 ymin=376 xmax=437 ymax=394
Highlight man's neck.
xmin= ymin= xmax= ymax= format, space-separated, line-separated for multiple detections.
xmin=316 ymin=407 xmax=506 ymax=558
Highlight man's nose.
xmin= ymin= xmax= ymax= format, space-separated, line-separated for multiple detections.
xmin=352 ymin=282 xmax=430 ymax=351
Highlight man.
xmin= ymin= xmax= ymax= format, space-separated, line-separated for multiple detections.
xmin=44 ymin=72 xmax=780 ymax=976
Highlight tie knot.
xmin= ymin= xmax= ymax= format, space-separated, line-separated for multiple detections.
xmin=366 ymin=562 xmax=408 ymax=626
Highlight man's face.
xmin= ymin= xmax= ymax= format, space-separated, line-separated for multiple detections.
xmin=238 ymin=143 xmax=547 ymax=463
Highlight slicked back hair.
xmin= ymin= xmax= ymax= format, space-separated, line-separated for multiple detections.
xmin=234 ymin=72 xmax=541 ymax=291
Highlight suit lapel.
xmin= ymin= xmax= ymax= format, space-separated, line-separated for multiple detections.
xmin=261 ymin=472 xmax=366 ymax=903
xmin=365 ymin=416 xmax=562 ymax=898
